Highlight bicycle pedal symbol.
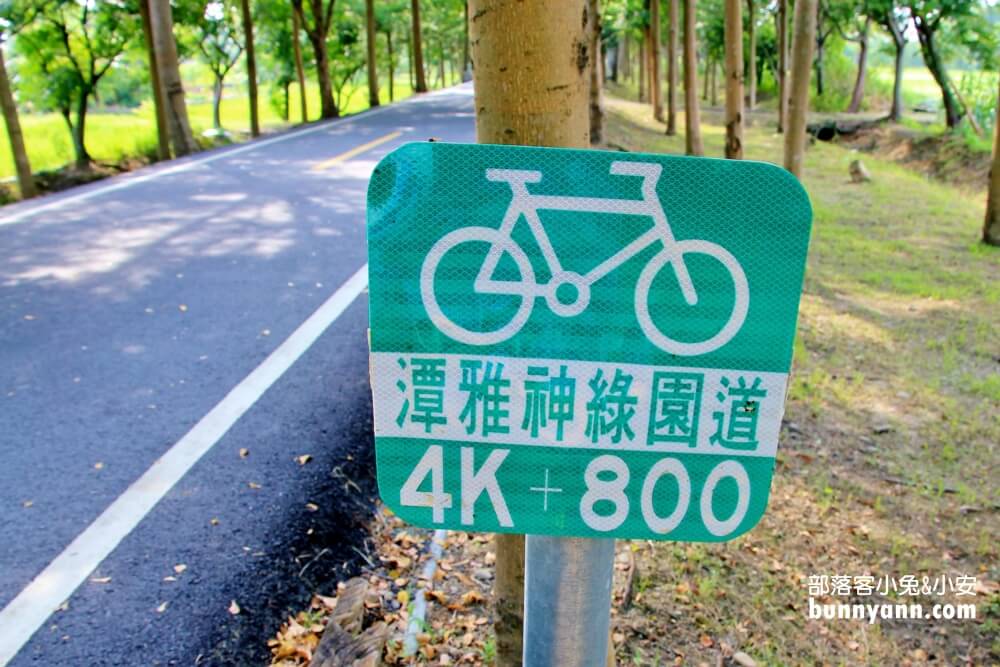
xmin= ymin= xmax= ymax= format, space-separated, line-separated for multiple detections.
xmin=420 ymin=160 xmax=750 ymax=356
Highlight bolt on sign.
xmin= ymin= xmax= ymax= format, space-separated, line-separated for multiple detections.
xmin=367 ymin=143 xmax=812 ymax=541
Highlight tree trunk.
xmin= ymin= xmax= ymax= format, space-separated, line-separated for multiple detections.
xmin=610 ymin=38 xmax=620 ymax=81
xmin=306 ymin=28 xmax=338 ymax=118
xmin=814 ymin=6 xmax=824 ymax=97
xmin=411 ymin=0 xmax=428 ymax=93
xmin=149 ymin=0 xmax=197 ymax=155
xmin=212 ymin=76 xmax=224 ymax=130
xmin=710 ymin=59 xmax=718 ymax=106
xmin=776 ymin=0 xmax=788 ymax=132
xmin=914 ymin=17 xmax=960 ymax=129
xmin=469 ymin=3 xmax=589 ymax=662
xmin=0 ymin=47 xmax=35 ymax=198
xmin=638 ymin=34 xmax=646 ymax=102
xmin=282 ymin=81 xmax=290 ymax=120
xmin=784 ymin=0 xmax=817 ymax=178
xmin=984 ymin=78 xmax=1000 ymax=245
xmin=365 ymin=0 xmax=380 ymax=107
xmin=666 ymin=0 xmax=678 ymax=135
xmin=846 ymin=18 xmax=868 ymax=114
xmin=588 ymin=0 xmax=605 ymax=144
xmin=887 ymin=16 xmax=904 ymax=122
xmin=651 ymin=0 xmax=663 ymax=121
xmin=292 ymin=8 xmax=308 ymax=122
xmin=702 ymin=57 xmax=709 ymax=101
xmin=386 ymin=30 xmax=395 ymax=101
xmin=724 ymin=0 xmax=743 ymax=158
xmin=438 ymin=43 xmax=446 ymax=87
xmin=240 ymin=0 xmax=260 ymax=136
xmin=646 ymin=30 xmax=654 ymax=103
xmin=622 ymin=33 xmax=630 ymax=81
xmin=463 ymin=0 xmax=470 ymax=73
xmin=683 ymin=0 xmax=703 ymax=155
xmin=72 ymin=90 xmax=91 ymax=169
xmin=746 ymin=0 xmax=756 ymax=109
xmin=138 ymin=0 xmax=170 ymax=160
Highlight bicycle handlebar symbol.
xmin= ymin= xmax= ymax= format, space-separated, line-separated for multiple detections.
xmin=419 ymin=160 xmax=749 ymax=356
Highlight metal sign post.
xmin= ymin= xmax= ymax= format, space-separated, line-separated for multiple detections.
xmin=366 ymin=141 xmax=812 ymax=660
xmin=523 ymin=536 xmax=615 ymax=666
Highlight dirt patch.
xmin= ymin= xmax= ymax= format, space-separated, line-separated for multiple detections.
xmin=837 ymin=125 xmax=992 ymax=190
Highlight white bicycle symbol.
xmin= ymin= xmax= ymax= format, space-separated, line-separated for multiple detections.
xmin=420 ymin=161 xmax=749 ymax=356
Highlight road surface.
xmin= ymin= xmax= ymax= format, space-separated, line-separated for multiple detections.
xmin=0 ymin=84 xmax=475 ymax=666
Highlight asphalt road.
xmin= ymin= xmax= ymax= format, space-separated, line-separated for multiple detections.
xmin=0 ymin=84 xmax=475 ymax=666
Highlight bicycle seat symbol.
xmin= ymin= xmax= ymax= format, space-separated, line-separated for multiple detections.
xmin=419 ymin=160 xmax=749 ymax=356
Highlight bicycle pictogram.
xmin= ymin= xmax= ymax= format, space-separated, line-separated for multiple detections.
xmin=420 ymin=161 xmax=750 ymax=356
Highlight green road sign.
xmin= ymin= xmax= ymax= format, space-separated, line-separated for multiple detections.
xmin=367 ymin=142 xmax=812 ymax=542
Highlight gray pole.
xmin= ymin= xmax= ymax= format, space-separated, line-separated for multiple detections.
xmin=522 ymin=536 xmax=616 ymax=667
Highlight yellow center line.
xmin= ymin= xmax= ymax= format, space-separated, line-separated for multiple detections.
xmin=310 ymin=131 xmax=403 ymax=171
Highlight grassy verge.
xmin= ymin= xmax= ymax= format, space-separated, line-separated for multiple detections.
xmin=605 ymin=91 xmax=998 ymax=665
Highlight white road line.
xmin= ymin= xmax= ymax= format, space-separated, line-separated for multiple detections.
xmin=0 ymin=264 xmax=369 ymax=667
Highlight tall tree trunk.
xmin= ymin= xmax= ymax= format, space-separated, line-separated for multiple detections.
xmin=462 ymin=0 xmax=470 ymax=74
xmin=469 ymin=3 xmax=589 ymax=664
xmin=702 ymin=56 xmax=710 ymax=101
xmin=776 ymin=0 xmax=788 ymax=132
xmin=814 ymin=6 xmax=824 ymax=96
xmin=683 ymin=0 xmax=703 ymax=155
xmin=72 ymin=90 xmax=91 ymax=169
xmin=303 ymin=22 xmax=338 ymax=118
xmin=138 ymin=0 xmax=170 ymax=160
xmin=622 ymin=33 xmax=630 ymax=81
xmin=588 ymin=0 xmax=605 ymax=144
xmin=610 ymin=38 xmax=620 ymax=81
xmin=846 ymin=18 xmax=868 ymax=113
xmin=914 ymin=16 xmax=960 ymax=129
xmin=784 ymin=0 xmax=817 ymax=178
xmin=240 ymin=0 xmax=260 ymax=136
xmin=984 ymin=78 xmax=1000 ymax=245
xmin=710 ymin=59 xmax=718 ymax=106
xmin=405 ymin=27 xmax=414 ymax=89
xmin=282 ymin=81 xmax=290 ymax=120
xmin=411 ymin=0 xmax=428 ymax=93
xmin=746 ymin=0 xmax=756 ymax=109
xmin=212 ymin=76 xmax=224 ymax=130
xmin=724 ymin=0 xmax=743 ymax=158
xmin=638 ymin=34 xmax=646 ymax=102
xmin=886 ymin=15 xmax=904 ymax=122
xmin=651 ymin=0 xmax=663 ymax=121
xmin=365 ymin=0 xmax=380 ymax=107
xmin=149 ymin=0 xmax=197 ymax=155
xmin=386 ymin=30 xmax=395 ymax=101
xmin=0 ymin=46 xmax=35 ymax=198
xmin=666 ymin=0 xmax=678 ymax=134
xmin=292 ymin=8 xmax=308 ymax=122
xmin=438 ymin=43 xmax=446 ymax=87
xmin=646 ymin=30 xmax=654 ymax=103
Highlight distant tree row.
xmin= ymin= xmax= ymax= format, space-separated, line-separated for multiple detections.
xmin=0 ymin=0 xmax=471 ymax=198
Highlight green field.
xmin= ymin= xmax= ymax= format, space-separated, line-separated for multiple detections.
xmin=0 ymin=75 xmax=444 ymax=180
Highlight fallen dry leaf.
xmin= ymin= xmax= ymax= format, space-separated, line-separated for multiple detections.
xmin=22 ymin=500 xmax=32 ymax=508
xmin=305 ymin=502 xmax=319 ymax=512
xmin=296 ymin=454 xmax=312 ymax=466
xmin=459 ymin=590 xmax=485 ymax=607
xmin=156 ymin=602 xmax=168 ymax=613
xmin=248 ymin=482 xmax=262 ymax=490
xmin=229 ymin=600 xmax=241 ymax=615
xmin=239 ymin=448 xmax=249 ymax=459
xmin=178 ymin=304 xmax=188 ymax=312
xmin=90 ymin=577 xmax=111 ymax=584
xmin=173 ymin=564 xmax=187 ymax=574
xmin=210 ymin=518 xmax=220 ymax=526
xmin=93 ymin=462 xmax=104 ymax=470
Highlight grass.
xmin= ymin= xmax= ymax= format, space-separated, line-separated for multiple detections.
xmin=605 ymin=86 xmax=999 ymax=665
xmin=0 ymin=72 xmax=457 ymax=181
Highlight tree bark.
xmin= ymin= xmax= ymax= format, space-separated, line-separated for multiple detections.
xmin=292 ymin=0 xmax=339 ymax=119
xmin=411 ymin=0 xmax=428 ymax=93
xmin=386 ymin=30 xmax=395 ymax=101
xmin=638 ymin=34 xmax=646 ymax=102
xmin=776 ymin=0 xmax=788 ymax=132
xmin=784 ymin=0 xmax=817 ymax=178
xmin=702 ymin=56 xmax=710 ymax=101
xmin=666 ymin=0 xmax=678 ymax=134
xmin=469 ymin=3 xmax=589 ymax=662
xmin=724 ymin=0 xmax=743 ymax=158
xmin=149 ymin=0 xmax=197 ymax=155
xmin=72 ymin=89 xmax=91 ymax=169
xmin=240 ymin=0 xmax=260 ymax=136
xmin=651 ymin=0 xmax=663 ymax=121
xmin=886 ymin=13 xmax=904 ymax=122
xmin=746 ymin=0 xmax=756 ymax=109
xmin=622 ymin=33 xmax=630 ymax=82
xmin=138 ymin=0 xmax=170 ymax=160
xmin=588 ymin=0 xmax=605 ymax=144
xmin=365 ymin=0 xmax=380 ymax=107
xmin=0 ymin=46 xmax=35 ymax=198
xmin=212 ymin=76 xmax=223 ymax=129
xmin=710 ymin=59 xmax=718 ymax=106
xmin=846 ymin=17 xmax=868 ymax=114
xmin=814 ymin=3 xmax=825 ymax=96
xmin=292 ymin=8 xmax=308 ymax=122
xmin=462 ymin=0 xmax=470 ymax=73
xmin=913 ymin=15 xmax=961 ymax=129
xmin=984 ymin=77 xmax=1000 ymax=245
xmin=683 ymin=0 xmax=703 ymax=155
